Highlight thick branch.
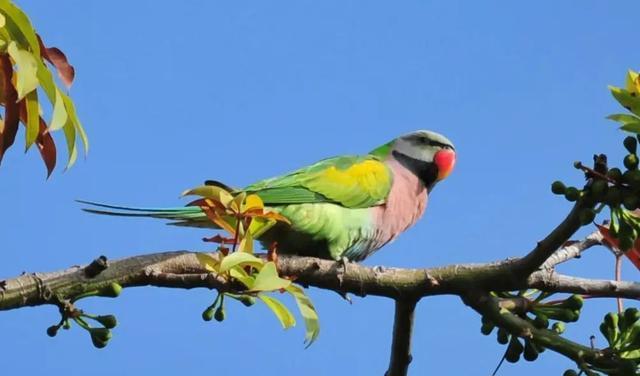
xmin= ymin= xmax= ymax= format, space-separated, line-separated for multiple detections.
xmin=2 ymin=251 xmax=640 ymax=311
xmin=386 ymin=299 xmax=417 ymax=376
xmin=515 ymin=201 xmax=594 ymax=275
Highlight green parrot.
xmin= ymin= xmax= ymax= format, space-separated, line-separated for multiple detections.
xmin=81 ymin=130 xmax=455 ymax=261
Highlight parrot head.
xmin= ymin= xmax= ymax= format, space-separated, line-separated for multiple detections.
xmin=390 ymin=130 xmax=456 ymax=190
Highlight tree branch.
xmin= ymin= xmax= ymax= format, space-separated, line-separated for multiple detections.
xmin=515 ymin=201 xmax=595 ymax=275
xmin=385 ymin=299 xmax=418 ymax=376
xmin=541 ymin=230 xmax=603 ymax=270
xmin=2 ymin=250 xmax=640 ymax=312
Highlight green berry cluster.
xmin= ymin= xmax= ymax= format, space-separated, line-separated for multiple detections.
xmin=530 ymin=294 xmax=583 ymax=326
xmin=562 ymin=308 xmax=640 ymax=376
xmin=202 ymin=293 xmax=226 ymax=322
xmin=202 ymin=293 xmax=257 ymax=323
xmin=480 ymin=294 xmax=583 ymax=364
xmin=46 ymin=282 xmax=122 ymax=348
xmin=551 ymin=136 xmax=640 ymax=249
xmin=609 ymin=207 xmax=640 ymax=251
xmin=600 ymin=308 xmax=640 ymax=359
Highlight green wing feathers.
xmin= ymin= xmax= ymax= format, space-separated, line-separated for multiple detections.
xmin=246 ymin=155 xmax=393 ymax=208
xmin=79 ymin=154 xmax=393 ymax=228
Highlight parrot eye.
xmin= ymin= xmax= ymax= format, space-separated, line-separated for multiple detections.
xmin=416 ymin=135 xmax=452 ymax=150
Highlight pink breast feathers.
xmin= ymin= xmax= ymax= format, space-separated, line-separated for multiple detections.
xmin=371 ymin=158 xmax=428 ymax=247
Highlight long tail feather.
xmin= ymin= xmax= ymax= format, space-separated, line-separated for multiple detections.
xmin=78 ymin=199 xmax=212 ymax=227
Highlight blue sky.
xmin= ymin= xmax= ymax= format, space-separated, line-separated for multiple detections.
xmin=2 ymin=1 xmax=640 ymax=374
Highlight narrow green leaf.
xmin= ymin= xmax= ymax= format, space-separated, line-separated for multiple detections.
xmin=237 ymin=230 xmax=254 ymax=253
xmin=0 ymin=0 xmax=41 ymax=55
xmin=610 ymin=86 xmax=640 ymax=116
xmin=7 ymin=41 xmax=38 ymax=100
xmin=607 ymin=113 xmax=640 ymax=124
xmin=286 ymin=284 xmax=320 ymax=347
xmin=251 ymin=262 xmax=291 ymax=292
xmin=60 ymin=91 xmax=88 ymax=153
xmin=258 ymin=294 xmax=295 ymax=329
xmin=48 ymin=88 xmax=67 ymax=131
xmin=181 ymin=185 xmax=233 ymax=205
xmin=61 ymin=117 xmax=77 ymax=169
xmin=24 ymin=89 xmax=38 ymax=149
xmin=195 ymin=252 xmax=222 ymax=272
xmin=621 ymin=122 xmax=640 ymax=134
xmin=627 ymin=70 xmax=640 ymax=93
xmin=247 ymin=217 xmax=277 ymax=238
xmin=219 ymin=251 xmax=263 ymax=273
xmin=35 ymin=60 xmax=56 ymax=101
xmin=229 ymin=267 xmax=255 ymax=288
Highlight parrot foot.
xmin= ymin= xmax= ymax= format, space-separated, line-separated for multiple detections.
xmin=335 ymin=257 xmax=352 ymax=303
xmin=373 ymin=265 xmax=386 ymax=274
xmin=336 ymin=257 xmax=350 ymax=287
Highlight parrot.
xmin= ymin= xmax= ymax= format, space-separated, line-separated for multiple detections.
xmin=80 ymin=130 xmax=455 ymax=262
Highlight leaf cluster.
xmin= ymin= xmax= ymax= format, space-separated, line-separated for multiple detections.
xmin=0 ymin=0 xmax=87 ymax=175
xmin=186 ymin=185 xmax=320 ymax=346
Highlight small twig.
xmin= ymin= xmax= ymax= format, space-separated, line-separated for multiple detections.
xmin=84 ymin=255 xmax=108 ymax=278
xmin=573 ymin=161 xmax=617 ymax=185
xmin=615 ymin=254 xmax=624 ymax=313
xmin=541 ymin=231 xmax=603 ymax=270
xmin=385 ymin=299 xmax=418 ymax=376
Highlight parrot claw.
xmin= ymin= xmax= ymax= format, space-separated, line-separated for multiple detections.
xmin=336 ymin=291 xmax=352 ymax=304
xmin=373 ymin=265 xmax=385 ymax=274
xmin=336 ymin=257 xmax=350 ymax=287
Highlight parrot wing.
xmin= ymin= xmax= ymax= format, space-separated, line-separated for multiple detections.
xmin=244 ymin=155 xmax=393 ymax=209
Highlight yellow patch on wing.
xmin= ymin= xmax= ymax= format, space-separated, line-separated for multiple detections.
xmin=310 ymin=160 xmax=391 ymax=207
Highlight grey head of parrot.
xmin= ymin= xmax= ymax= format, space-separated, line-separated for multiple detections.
xmin=384 ymin=130 xmax=456 ymax=191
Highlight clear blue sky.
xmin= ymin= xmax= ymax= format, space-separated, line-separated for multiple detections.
xmin=2 ymin=1 xmax=640 ymax=374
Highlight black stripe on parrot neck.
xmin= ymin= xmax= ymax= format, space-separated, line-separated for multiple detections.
xmin=392 ymin=150 xmax=438 ymax=192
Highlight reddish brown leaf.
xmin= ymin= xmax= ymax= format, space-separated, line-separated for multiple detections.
xmin=0 ymin=54 xmax=19 ymax=162
xmin=36 ymin=117 xmax=56 ymax=177
xmin=201 ymin=234 xmax=235 ymax=244
xmin=596 ymin=224 xmax=640 ymax=270
xmin=37 ymin=34 xmax=75 ymax=88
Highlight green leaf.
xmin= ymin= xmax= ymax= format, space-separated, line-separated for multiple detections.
xmin=60 ymin=91 xmax=88 ymax=153
xmin=61 ymin=117 xmax=77 ymax=169
xmin=24 ymin=89 xmax=38 ymax=149
xmin=229 ymin=267 xmax=255 ymax=288
xmin=247 ymin=216 xmax=278 ymax=238
xmin=607 ymin=113 xmax=640 ymax=124
xmin=621 ymin=122 xmax=640 ymax=134
xmin=48 ymin=88 xmax=67 ymax=131
xmin=286 ymin=284 xmax=320 ymax=347
xmin=7 ymin=41 xmax=38 ymax=100
xmin=250 ymin=262 xmax=291 ymax=292
xmin=237 ymin=230 xmax=254 ymax=253
xmin=196 ymin=252 xmax=222 ymax=272
xmin=219 ymin=251 xmax=263 ymax=273
xmin=258 ymin=294 xmax=295 ymax=329
xmin=610 ymin=86 xmax=640 ymax=116
xmin=0 ymin=0 xmax=41 ymax=55
xmin=627 ymin=70 xmax=640 ymax=93
xmin=182 ymin=185 xmax=233 ymax=205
